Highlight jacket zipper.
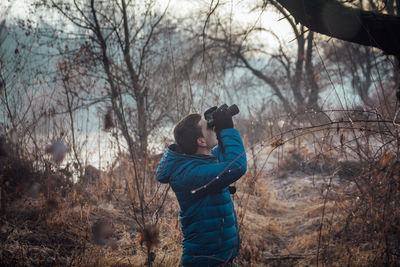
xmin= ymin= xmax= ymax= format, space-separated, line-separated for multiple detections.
xmin=218 ymin=217 xmax=225 ymax=249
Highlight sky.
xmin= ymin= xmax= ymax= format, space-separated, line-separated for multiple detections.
xmin=2 ymin=0 xmax=294 ymax=44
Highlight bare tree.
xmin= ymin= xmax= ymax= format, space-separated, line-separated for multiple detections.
xmin=271 ymin=0 xmax=400 ymax=60
xmin=31 ymin=1 xmax=199 ymax=265
xmin=188 ymin=0 xmax=328 ymax=119
xmin=0 ymin=8 xmax=53 ymax=160
xmin=313 ymin=0 xmax=399 ymax=110
xmin=42 ymin=0 xmax=182 ymax=157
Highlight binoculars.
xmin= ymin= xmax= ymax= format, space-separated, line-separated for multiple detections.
xmin=205 ymin=104 xmax=239 ymax=128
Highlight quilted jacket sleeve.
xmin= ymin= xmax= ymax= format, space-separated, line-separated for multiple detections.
xmin=186 ymin=128 xmax=247 ymax=194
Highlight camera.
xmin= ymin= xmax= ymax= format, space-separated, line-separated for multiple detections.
xmin=205 ymin=104 xmax=240 ymax=128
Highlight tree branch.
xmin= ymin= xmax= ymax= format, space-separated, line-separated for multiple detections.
xmin=275 ymin=0 xmax=400 ymax=60
xmin=236 ymin=51 xmax=293 ymax=113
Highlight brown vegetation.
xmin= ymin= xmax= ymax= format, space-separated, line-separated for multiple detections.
xmin=1 ymin=110 xmax=400 ymax=266
xmin=1 ymin=0 xmax=400 ymax=266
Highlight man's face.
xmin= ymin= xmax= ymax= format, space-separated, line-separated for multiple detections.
xmin=198 ymin=118 xmax=218 ymax=150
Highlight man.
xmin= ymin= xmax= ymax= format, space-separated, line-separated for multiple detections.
xmin=156 ymin=105 xmax=247 ymax=266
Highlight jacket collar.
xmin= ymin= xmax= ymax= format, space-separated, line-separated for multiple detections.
xmin=168 ymin=144 xmax=216 ymax=160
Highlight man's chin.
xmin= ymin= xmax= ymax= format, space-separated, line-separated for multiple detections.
xmin=207 ymin=144 xmax=216 ymax=150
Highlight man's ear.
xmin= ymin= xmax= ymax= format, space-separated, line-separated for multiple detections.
xmin=197 ymin=137 xmax=206 ymax=147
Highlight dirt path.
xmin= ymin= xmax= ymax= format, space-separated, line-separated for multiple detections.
xmin=239 ymin=171 xmax=338 ymax=266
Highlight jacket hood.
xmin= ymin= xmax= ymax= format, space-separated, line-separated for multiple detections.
xmin=155 ymin=144 xmax=215 ymax=183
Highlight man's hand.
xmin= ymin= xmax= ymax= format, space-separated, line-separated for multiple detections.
xmin=214 ymin=105 xmax=234 ymax=133
xmin=204 ymin=106 xmax=217 ymax=126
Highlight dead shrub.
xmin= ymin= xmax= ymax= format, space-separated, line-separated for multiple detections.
xmin=0 ymin=139 xmax=41 ymax=211
xmin=278 ymin=148 xmax=337 ymax=177
xmin=318 ymin=158 xmax=400 ymax=266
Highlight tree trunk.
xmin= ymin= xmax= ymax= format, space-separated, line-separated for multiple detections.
xmin=305 ymin=31 xmax=320 ymax=110
xmin=137 ymin=93 xmax=148 ymax=157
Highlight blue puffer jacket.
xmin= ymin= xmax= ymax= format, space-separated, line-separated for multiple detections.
xmin=156 ymin=128 xmax=247 ymax=266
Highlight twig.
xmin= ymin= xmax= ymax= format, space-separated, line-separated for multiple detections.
xmin=264 ymin=253 xmax=312 ymax=261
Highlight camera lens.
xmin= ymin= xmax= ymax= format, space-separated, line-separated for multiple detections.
xmin=227 ymin=104 xmax=239 ymax=116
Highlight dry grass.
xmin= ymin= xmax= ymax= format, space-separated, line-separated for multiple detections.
xmin=1 ymin=124 xmax=400 ymax=266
